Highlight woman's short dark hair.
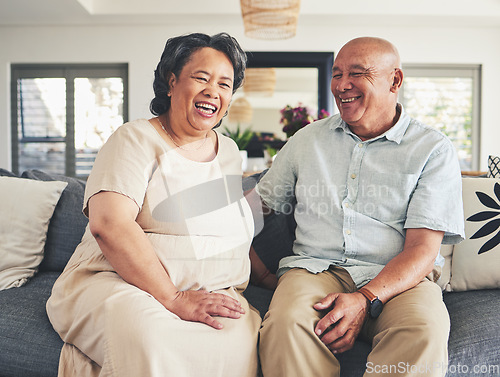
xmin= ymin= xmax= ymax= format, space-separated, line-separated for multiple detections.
xmin=150 ymin=32 xmax=247 ymax=118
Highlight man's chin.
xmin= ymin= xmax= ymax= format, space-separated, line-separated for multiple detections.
xmin=340 ymin=113 xmax=362 ymax=127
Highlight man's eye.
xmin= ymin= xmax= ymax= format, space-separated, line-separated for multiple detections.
xmin=351 ymin=72 xmax=363 ymax=77
xmin=332 ymin=74 xmax=342 ymax=79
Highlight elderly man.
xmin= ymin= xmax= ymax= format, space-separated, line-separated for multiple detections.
xmin=256 ymin=37 xmax=465 ymax=377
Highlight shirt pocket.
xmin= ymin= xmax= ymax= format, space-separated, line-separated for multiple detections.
xmin=358 ymin=172 xmax=419 ymax=222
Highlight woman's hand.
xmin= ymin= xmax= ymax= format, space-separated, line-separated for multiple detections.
xmin=165 ymin=290 xmax=246 ymax=330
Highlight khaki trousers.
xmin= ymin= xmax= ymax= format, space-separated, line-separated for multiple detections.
xmin=259 ymin=267 xmax=450 ymax=377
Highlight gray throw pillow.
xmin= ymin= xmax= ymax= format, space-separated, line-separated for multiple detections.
xmin=0 ymin=168 xmax=17 ymax=177
xmin=20 ymin=170 xmax=88 ymax=272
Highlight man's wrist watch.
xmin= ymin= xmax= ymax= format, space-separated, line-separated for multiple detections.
xmin=357 ymin=287 xmax=384 ymax=319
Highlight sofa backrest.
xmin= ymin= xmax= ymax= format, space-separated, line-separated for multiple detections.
xmin=242 ymin=170 xmax=296 ymax=274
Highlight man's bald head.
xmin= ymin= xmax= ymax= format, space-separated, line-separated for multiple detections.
xmin=337 ymin=37 xmax=401 ymax=71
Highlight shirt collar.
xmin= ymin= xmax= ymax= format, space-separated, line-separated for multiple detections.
xmin=331 ymin=104 xmax=411 ymax=144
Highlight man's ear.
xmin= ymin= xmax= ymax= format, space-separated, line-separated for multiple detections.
xmin=391 ymin=68 xmax=403 ymax=93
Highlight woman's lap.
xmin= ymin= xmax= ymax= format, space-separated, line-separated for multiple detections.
xmin=48 ymin=269 xmax=260 ymax=377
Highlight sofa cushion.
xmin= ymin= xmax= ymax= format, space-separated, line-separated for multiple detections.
xmin=0 ymin=176 xmax=67 ymax=290
xmin=243 ymin=284 xmax=274 ymax=318
xmin=0 ymin=272 xmax=63 ymax=377
xmin=444 ymin=290 xmax=500 ymax=376
xmin=336 ymin=342 xmax=371 ymax=377
xmin=451 ymin=178 xmax=500 ymax=291
xmin=21 ymin=170 xmax=88 ymax=272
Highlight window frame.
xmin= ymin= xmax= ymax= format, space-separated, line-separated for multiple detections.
xmin=399 ymin=63 xmax=482 ymax=171
xmin=11 ymin=63 xmax=129 ymax=176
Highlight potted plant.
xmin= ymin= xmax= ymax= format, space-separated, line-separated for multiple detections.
xmin=223 ymin=124 xmax=254 ymax=171
xmin=280 ymin=104 xmax=330 ymax=138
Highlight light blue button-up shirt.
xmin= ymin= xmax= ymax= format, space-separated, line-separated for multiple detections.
xmin=256 ymin=106 xmax=465 ymax=287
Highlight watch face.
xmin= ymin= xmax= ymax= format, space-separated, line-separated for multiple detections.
xmin=370 ymin=298 xmax=384 ymax=318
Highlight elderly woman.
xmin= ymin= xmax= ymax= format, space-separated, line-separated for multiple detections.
xmin=46 ymin=32 xmax=261 ymax=377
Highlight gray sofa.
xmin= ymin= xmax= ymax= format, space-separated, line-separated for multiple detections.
xmin=0 ymin=168 xmax=499 ymax=377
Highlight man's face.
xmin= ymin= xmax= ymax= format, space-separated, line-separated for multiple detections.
xmin=331 ymin=42 xmax=397 ymax=132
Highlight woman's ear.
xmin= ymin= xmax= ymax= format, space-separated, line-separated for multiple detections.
xmin=168 ymin=73 xmax=177 ymax=95
xmin=391 ymin=68 xmax=403 ymax=93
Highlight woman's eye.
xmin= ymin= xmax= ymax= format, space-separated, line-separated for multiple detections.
xmin=195 ymin=76 xmax=208 ymax=82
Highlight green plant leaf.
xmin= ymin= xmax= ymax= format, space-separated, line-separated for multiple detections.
xmin=223 ymin=124 xmax=254 ymax=150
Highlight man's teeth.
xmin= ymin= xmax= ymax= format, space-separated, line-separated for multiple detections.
xmin=196 ymin=103 xmax=217 ymax=114
xmin=341 ymin=97 xmax=357 ymax=103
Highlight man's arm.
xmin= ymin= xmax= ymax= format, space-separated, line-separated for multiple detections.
xmin=314 ymin=227 xmax=444 ymax=354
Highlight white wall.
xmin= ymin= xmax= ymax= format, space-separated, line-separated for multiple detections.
xmin=1 ymin=22 xmax=499 ymax=170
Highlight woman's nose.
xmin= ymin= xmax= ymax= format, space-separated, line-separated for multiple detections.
xmin=202 ymin=82 xmax=219 ymax=98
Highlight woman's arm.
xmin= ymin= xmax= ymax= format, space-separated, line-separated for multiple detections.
xmin=88 ymin=191 xmax=245 ymax=329
xmin=249 ymin=246 xmax=278 ymax=290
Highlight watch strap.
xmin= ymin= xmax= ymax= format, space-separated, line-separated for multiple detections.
xmin=357 ymin=287 xmax=377 ymax=303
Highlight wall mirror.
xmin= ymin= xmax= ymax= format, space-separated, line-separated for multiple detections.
xmin=224 ymin=51 xmax=334 ymax=144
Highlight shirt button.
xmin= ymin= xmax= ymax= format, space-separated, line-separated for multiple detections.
xmin=358 ymin=143 xmax=364 ymax=148
xmin=351 ymin=173 xmax=357 ymax=179
xmin=346 ymin=230 xmax=351 ymax=235
xmin=344 ymin=203 xmax=349 ymax=208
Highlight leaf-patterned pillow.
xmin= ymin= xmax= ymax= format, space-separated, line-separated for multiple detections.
xmin=466 ymin=182 xmax=500 ymax=254
xmin=450 ymin=178 xmax=500 ymax=291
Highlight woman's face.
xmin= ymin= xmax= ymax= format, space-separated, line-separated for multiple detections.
xmin=168 ymin=47 xmax=234 ymax=134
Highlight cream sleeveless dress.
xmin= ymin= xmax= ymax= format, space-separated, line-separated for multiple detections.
xmin=46 ymin=119 xmax=260 ymax=377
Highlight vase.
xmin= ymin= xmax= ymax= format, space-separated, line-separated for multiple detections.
xmin=240 ymin=150 xmax=248 ymax=172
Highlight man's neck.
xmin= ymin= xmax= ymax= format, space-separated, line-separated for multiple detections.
xmin=349 ymin=104 xmax=401 ymax=141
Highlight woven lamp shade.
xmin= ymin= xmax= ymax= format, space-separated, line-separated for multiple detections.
xmin=228 ymin=97 xmax=253 ymax=123
xmin=240 ymin=0 xmax=301 ymax=40
xmin=243 ymin=68 xmax=277 ymax=96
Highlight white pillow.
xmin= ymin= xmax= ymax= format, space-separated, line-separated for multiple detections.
xmin=437 ymin=244 xmax=453 ymax=291
xmin=0 ymin=176 xmax=67 ymax=290
xmin=450 ymin=178 xmax=500 ymax=291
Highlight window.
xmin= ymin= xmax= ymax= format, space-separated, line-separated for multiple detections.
xmin=400 ymin=64 xmax=481 ymax=171
xmin=11 ymin=64 xmax=128 ymax=177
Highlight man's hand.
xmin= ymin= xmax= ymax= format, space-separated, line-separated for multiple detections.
xmin=313 ymin=292 xmax=369 ymax=354
xmin=166 ymin=290 xmax=245 ymax=330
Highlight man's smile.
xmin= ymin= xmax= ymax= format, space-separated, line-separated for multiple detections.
xmin=340 ymin=96 xmax=360 ymax=103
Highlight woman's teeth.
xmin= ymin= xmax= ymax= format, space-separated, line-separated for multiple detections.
xmin=196 ymin=103 xmax=217 ymax=114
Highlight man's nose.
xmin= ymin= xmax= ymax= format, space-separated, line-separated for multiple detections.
xmin=334 ymin=76 xmax=352 ymax=92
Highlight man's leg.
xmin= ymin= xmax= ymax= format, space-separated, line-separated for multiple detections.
xmin=363 ymin=280 xmax=450 ymax=377
xmin=259 ymin=267 xmax=357 ymax=377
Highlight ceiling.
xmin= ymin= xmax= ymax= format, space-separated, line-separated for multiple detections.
xmin=1 ymin=0 xmax=500 ymax=28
